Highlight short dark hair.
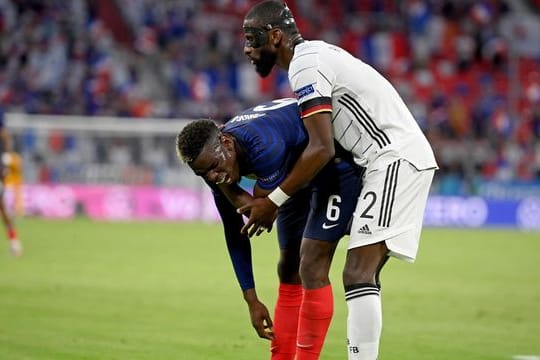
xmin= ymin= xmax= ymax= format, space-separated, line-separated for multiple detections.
xmin=176 ymin=119 xmax=219 ymax=163
xmin=245 ymin=1 xmax=298 ymax=34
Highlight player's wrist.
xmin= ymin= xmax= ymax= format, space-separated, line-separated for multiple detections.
xmin=267 ymin=186 xmax=290 ymax=207
xmin=243 ymin=288 xmax=259 ymax=304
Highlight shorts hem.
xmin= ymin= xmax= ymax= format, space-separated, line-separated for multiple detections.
xmin=348 ymin=225 xmax=418 ymax=262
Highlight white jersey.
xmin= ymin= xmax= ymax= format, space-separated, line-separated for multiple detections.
xmin=289 ymin=40 xmax=438 ymax=171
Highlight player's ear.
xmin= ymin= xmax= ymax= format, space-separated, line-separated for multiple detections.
xmin=271 ymin=28 xmax=283 ymax=46
xmin=220 ymin=133 xmax=235 ymax=150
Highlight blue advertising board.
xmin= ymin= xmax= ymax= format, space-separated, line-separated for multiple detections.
xmin=424 ymin=196 xmax=540 ymax=230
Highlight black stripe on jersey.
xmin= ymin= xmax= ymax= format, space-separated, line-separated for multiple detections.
xmin=300 ymin=97 xmax=332 ymax=113
xmin=331 ymin=108 xmax=342 ymax=123
xmin=386 ymin=160 xmax=401 ymax=227
xmin=362 ymin=143 xmax=373 ymax=155
xmin=338 ymin=94 xmax=390 ymax=148
xmin=332 ymin=109 xmax=363 ymax=154
xmin=337 ymin=120 xmax=354 ymax=143
xmin=378 ymin=160 xmax=400 ymax=227
xmin=338 ymin=96 xmax=384 ymax=148
xmin=351 ymin=94 xmax=391 ymax=145
xmin=318 ymin=70 xmax=332 ymax=86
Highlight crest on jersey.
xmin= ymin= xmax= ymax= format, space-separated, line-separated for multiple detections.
xmin=294 ymin=84 xmax=315 ymax=99
xmin=259 ymin=170 xmax=282 ymax=184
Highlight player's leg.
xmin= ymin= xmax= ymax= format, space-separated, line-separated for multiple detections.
xmin=342 ymin=243 xmax=388 ymax=360
xmin=295 ymin=238 xmax=338 ymax=360
xmin=271 ymin=187 xmax=311 ymax=360
xmin=271 ymin=249 xmax=302 ymax=360
xmin=345 ymin=160 xmax=435 ymax=359
xmin=0 ymin=187 xmax=21 ymax=257
xmin=296 ymin=161 xmax=363 ymax=360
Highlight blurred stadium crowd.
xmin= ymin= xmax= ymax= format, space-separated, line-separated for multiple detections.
xmin=1 ymin=0 xmax=540 ymax=193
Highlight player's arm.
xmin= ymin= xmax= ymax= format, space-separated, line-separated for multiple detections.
xmin=238 ymin=111 xmax=334 ymax=236
xmin=279 ymin=111 xmax=335 ymax=195
xmin=0 ymin=127 xmax=12 ymax=152
xmin=216 ymin=182 xmax=253 ymax=211
xmin=0 ymin=127 xmax=13 ymax=177
xmin=252 ymin=184 xmax=271 ymax=198
xmin=208 ymin=182 xmax=274 ymax=340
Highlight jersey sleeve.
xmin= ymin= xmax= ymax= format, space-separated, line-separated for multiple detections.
xmin=289 ymin=50 xmax=334 ymax=118
xmin=208 ymin=182 xmax=255 ymax=291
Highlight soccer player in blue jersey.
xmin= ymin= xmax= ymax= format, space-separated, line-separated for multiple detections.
xmin=176 ymin=98 xmax=363 ymax=359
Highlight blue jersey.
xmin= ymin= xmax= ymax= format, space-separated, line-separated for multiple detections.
xmin=211 ymin=99 xmax=363 ymax=291
xmin=222 ymin=98 xmax=306 ymax=190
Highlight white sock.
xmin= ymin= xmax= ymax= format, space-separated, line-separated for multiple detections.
xmin=345 ymin=284 xmax=382 ymax=360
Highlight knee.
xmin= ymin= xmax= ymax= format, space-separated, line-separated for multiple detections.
xmin=342 ymin=258 xmax=376 ymax=286
xmin=277 ymin=253 xmax=300 ymax=284
xmin=299 ymin=252 xmax=331 ymax=289
xmin=298 ymin=239 xmax=336 ymax=289
xmin=342 ymin=244 xmax=388 ymax=286
xmin=298 ymin=255 xmax=315 ymax=283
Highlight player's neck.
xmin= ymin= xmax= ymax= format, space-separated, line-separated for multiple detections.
xmin=290 ymin=34 xmax=304 ymax=49
xmin=279 ymin=34 xmax=304 ymax=70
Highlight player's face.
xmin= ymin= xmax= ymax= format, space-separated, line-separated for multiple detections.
xmin=190 ymin=136 xmax=240 ymax=185
xmin=252 ymin=46 xmax=277 ymax=77
xmin=243 ymin=19 xmax=277 ymax=78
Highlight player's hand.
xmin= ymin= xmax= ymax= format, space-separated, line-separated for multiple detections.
xmin=248 ymin=299 xmax=274 ymax=340
xmin=237 ymin=197 xmax=277 ymax=237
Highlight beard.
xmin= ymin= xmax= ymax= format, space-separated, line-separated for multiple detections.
xmin=254 ymin=48 xmax=277 ymax=78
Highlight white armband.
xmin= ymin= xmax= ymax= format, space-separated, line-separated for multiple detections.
xmin=267 ymin=186 xmax=290 ymax=207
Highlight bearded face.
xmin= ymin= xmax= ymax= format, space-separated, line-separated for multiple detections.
xmin=243 ymin=22 xmax=278 ymax=78
xmin=253 ymin=46 xmax=277 ymax=77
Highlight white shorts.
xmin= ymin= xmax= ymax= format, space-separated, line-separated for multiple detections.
xmin=348 ymin=159 xmax=435 ymax=262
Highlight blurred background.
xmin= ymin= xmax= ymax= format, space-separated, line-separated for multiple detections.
xmin=1 ymin=0 xmax=539 ymax=229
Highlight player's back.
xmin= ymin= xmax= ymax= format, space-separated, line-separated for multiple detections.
xmin=223 ymin=98 xmax=308 ymax=189
xmin=290 ymin=40 xmax=437 ymax=172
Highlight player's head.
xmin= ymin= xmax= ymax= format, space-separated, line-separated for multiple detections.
xmin=176 ymin=120 xmax=241 ymax=185
xmin=243 ymin=1 xmax=301 ymax=77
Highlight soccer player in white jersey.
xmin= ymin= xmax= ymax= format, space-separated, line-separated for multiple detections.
xmin=239 ymin=1 xmax=438 ymax=359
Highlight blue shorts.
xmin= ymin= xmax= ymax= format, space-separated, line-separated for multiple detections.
xmin=276 ymin=160 xmax=363 ymax=249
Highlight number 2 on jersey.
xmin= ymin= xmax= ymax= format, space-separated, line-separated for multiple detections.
xmin=360 ymin=191 xmax=376 ymax=219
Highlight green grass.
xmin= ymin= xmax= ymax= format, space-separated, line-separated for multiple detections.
xmin=0 ymin=218 xmax=539 ymax=360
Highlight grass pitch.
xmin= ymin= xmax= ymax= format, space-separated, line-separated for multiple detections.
xmin=0 ymin=218 xmax=539 ymax=360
